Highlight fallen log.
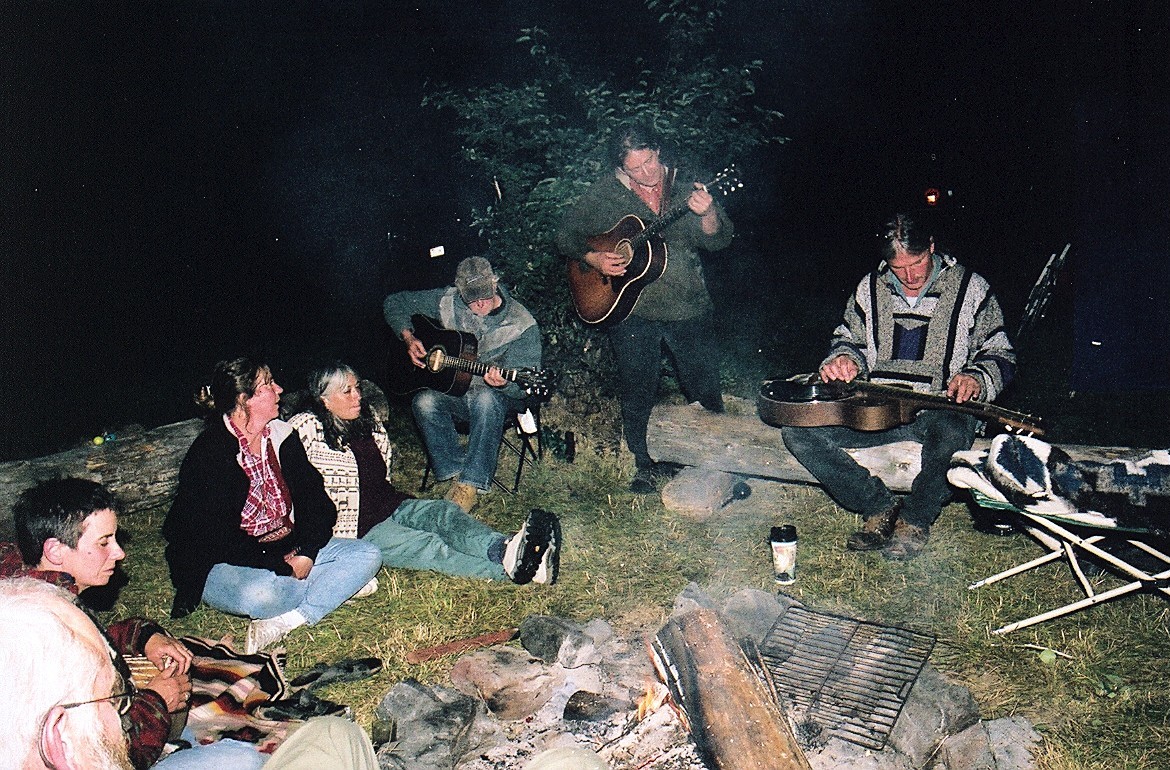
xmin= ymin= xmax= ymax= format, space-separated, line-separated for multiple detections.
xmin=652 ymin=606 xmax=812 ymax=770
xmin=646 ymin=398 xmax=1142 ymax=490
xmin=0 ymin=419 xmax=203 ymax=537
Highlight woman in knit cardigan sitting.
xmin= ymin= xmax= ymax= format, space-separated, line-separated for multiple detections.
xmin=286 ymin=362 xmax=560 ymax=586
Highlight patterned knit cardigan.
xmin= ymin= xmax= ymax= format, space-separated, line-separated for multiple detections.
xmin=825 ymin=253 xmax=1016 ymax=402
xmin=287 ymin=412 xmax=393 ymax=539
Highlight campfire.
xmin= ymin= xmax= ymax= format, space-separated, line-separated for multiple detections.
xmin=372 ymin=587 xmax=1040 ymax=770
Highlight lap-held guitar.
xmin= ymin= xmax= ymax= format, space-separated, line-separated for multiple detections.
xmin=388 ymin=314 xmax=552 ymax=398
xmin=758 ymin=374 xmax=1043 ymax=435
xmin=567 ymin=166 xmax=742 ymax=327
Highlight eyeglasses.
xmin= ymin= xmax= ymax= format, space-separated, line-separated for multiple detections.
xmin=59 ymin=672 xmax=135 ymax=716
xmin=59 ymin=688 xmax=134 ymax=716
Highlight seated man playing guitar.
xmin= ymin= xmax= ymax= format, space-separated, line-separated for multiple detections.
xmin=781 ymin=213 xmax=1017 ymax=560
xmin=383 ymin=256 xmax=542 ymax=512
xmin=555 ymin=122 xmax=735 ymax=494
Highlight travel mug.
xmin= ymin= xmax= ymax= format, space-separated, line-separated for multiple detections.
xmin=770 ymin=525 xmax=798 ymax=585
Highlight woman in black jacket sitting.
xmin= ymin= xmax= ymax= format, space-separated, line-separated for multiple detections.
xmin=163 ymin=357 xmax=382 ymax=653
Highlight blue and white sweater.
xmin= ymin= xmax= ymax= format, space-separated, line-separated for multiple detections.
xmin=825 ymin=253 xmax=1016 ymax=401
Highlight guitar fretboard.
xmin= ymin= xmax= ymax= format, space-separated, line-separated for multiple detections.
xmin=438 ymin=355 xmax=520 ymax=382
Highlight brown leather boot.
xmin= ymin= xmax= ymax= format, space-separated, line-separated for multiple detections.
xmin=845 ymin=500 xmax=901 ymax=551
xmin=445 ymin=481 xmax=478 ymax=513
xmin=881 ymin=520 xmax=930 ymax=561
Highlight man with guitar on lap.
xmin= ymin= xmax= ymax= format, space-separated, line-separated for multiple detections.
xmin=781 ymin=213 xmax=1016 ymax=560
xmin=384 ymin=256 xmax=541 ymax=513
xmin=555 ymin=122 xmax=734 ymax=494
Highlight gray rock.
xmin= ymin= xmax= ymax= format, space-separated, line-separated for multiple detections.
xmin=375 ymin=679 xmax=481 ymax=770
xmin=519 ymin=616 xmax=594 ymax=666
xmin=671 ymin=583 xmax=718 ymax=617
xmin=808 ymin=737 xmax=916 ymax=770
xmin=940 ymin=722 xmax=996 ymax=770
xmin=719 ymin=587 xmax=792 ymax=645
xmin=889 ymin=665 xmax=981 ymax=766
xmin=986 ymin=717 xmax=1040 ymax=770
xmin=661 ymin=466 xmax=741 ymax=516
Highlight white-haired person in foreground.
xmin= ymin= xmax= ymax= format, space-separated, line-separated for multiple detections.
xmin=0 ymin=577 xmax=378 ymax=770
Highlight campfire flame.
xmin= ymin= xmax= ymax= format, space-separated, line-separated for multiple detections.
xmin=635 ymin=680 xmax=670 ymax=721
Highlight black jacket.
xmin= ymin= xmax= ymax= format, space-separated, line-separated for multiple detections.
xmin=163 ymin=417 xmax=337 ymax=618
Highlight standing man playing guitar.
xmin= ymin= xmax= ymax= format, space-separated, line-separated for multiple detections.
xmin=384 ymin=256 xmax=541 ymax=512
xmin=556 ymin=122 xmax=734 ymax=494
xmin=782 ymin=213 xmax=1017 ymax=560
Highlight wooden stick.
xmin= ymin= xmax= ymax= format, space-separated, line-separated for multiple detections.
xmin=405 ymin=627 xmax=519 ymax=664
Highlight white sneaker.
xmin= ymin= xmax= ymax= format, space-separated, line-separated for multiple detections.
xmin=245 ymin=610 xmax=306 ymax=654
xmin=351 ymin=577 xmax=379 ymax=600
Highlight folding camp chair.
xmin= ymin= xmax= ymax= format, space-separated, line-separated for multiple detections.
xmin=419 ymin=404 xmax=543 ymax=494
xmin=959 ymin=490 xmax=1170 ymax=634
xmin=948 ymin=438 xmax=1170 ymax=634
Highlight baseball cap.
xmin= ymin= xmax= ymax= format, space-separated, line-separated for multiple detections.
xmin=455 ymin=256 xmax=499 ymax=303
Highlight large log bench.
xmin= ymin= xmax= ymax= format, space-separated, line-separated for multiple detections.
xmin=646 ymin=397 xmax=1135 ymax=499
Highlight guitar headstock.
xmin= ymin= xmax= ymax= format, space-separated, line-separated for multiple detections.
xmin=707 ymin=165 xmax=744 ymax=198
xmin=517 ymin=368 xmax=554 ymax=398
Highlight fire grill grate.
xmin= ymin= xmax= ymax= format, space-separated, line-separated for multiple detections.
xmin=757 ymin=605 xmax=935 ymax=751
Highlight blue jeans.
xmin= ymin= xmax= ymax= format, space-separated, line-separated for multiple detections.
xmin=781 ymin=410 xmax=978 ymax=528
xmin=412 ymin=382 xmax=517 ymax=491
xmin=152 ymin=737 xmax=266 ymax=770
xmin=201 ymin=537 xmax=382 ymax=624
xmin=609 ymin=314 xmax=724 ymax=469
xmin=364 ymin=498 xmax=507 ymax=580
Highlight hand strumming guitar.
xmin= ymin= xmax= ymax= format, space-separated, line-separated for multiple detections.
xmin=401 ymin=329 xmax=429 ymax=369
xmin=583 ymin=250 xmax=628 ymax=277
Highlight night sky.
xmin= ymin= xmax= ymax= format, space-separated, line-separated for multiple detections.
xmin=3 ymin=1 xmax=1168 ymax=460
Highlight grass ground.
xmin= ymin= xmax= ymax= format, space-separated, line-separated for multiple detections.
xmin=100 ymin=408 xmax=1169 ymax=770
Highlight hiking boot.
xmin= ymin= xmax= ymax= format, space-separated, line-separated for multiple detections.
xmin=630 ymin=467 xmax=655 ymax=494
xmin=446 ymin=481 xmax=478 ymax=512
xmin=881 ymin=520 xmax=930 ymax=561
xmin=846 ymin=500 xmax=901 ymax=551
xmin=503 ymin=509 xmax=559 ymax=585
xmin=245 ymin=610 xmax=306 ymax=654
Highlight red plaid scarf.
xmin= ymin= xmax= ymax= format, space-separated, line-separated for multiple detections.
xmin=227 ymin=416 xmax=294 ymax=541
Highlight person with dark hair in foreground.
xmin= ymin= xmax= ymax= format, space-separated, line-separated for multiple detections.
xmin=556 ymin=122 xmax=734 ymax=493
xmin=3 ymin=478 xmax=190 ymax=769
xmin=288 ymin=362 xmax=559 ymax=585
xmin=781 ymin=213 xmax=1016 ymax=560
xmin=163 ymin=357 xmax=382 ymax=653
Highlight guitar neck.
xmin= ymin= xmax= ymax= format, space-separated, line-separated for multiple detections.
xmin=440 ymin=355 xmax=520 ymax=383
xmin=849 ymin=381 xmax=1042 ymax=434
xmin=630 ymin=168 xmax=739 ymax=249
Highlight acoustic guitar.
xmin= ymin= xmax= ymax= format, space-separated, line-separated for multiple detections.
xmin=567 ymin=166 xmax=742 ymax=327
xmin=758 ymin=375 xmax=1043 ymax=435
xmin=388 ymin=314 xmax=552 ymax=398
